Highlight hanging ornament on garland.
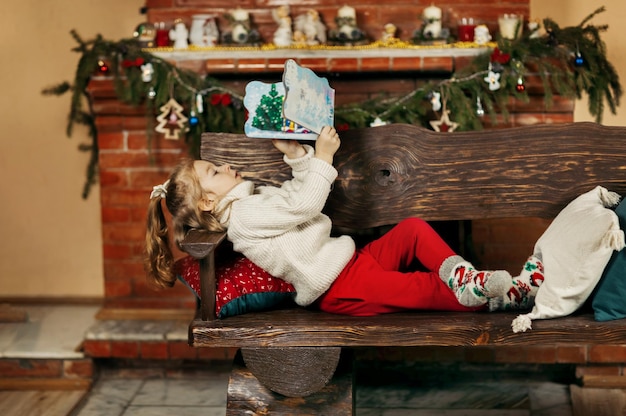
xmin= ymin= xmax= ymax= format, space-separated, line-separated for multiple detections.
xmin=155 ymin=98 xmax=188 ymax=140
xmin=476 ymin=97 xmax=485 ymax=117
xmin=196 ymin=94 xmax=204 ymax=114
xmin=574 ymin=52 xmax=585 ymax=67
xmin=188 ymin=94 xmax=201 ymax=127
xmin=141 ymin=63 xmax=154 ymax=82
xmin=96 ymin=59 xmax=109 ymax=75
xmin=430 ymin=91 xmax=442 ymax=111
xmin=430 ymin=109 xmax=459 ymax=132
xmin=484 ymin=68 xmax=501 ymax=91
xmin=484 ymin=48 xmax=507 ymax=92
xmin=188 ymin=110 xmax=199 ymax=126
xmin=511 ymin=60 xmax=526 ymax=93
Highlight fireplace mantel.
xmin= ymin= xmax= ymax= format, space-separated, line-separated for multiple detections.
xmin=148 ymin=45 xmax=491 ymax=74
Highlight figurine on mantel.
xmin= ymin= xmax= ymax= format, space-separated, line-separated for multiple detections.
xmin=294 ymin=9 xmax=327 ymax=45
xmin=169 ymin=20 xmax=189 ymax=49
xmin=328 ymin=5 xmax=366 ymax=45
xmin=272 ymin=5 xmax=293 ymax=47
xmin=189 ymin=14 xmax=219 ymax=47
xmin=292 ymin=30 xmax=308 ymax=47
xmin=133 ymin=22 xmax=156 ymax=48
xmin=528 ymin=19 xmax=542 ymax=39
xmin=222 ymin=7 xmax=261 ymax=45
xmin=473 ymin=25 xmax=492 ymax=45
xmin=381 ymin=23 xmax=398 ymax=43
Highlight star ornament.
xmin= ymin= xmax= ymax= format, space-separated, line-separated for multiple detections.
xmin=430 ymin=110 xmax=459 ymax=132
xmin=484 ymin=70 xmax=501 ymax=91
xmin=370 ymin=117 xmax=388 ymax=127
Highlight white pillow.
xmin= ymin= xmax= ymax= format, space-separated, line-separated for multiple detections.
xmin=512 ymin=186 xmax=624 ymax=333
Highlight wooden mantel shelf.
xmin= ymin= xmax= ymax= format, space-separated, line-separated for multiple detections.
xmin=148 ymin=44 xmax=491 ymax=75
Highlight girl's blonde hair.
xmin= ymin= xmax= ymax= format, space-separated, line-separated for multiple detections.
xmin=144 ymin=159 xmax=224 ymax=289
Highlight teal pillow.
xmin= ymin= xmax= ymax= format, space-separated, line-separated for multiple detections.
xmin=175 ymin=255 xmax=296 ymax=319
xmin=592 ymin=197 xmax=626 ymax=321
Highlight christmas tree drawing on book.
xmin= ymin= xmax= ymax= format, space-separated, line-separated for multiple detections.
xmin=244 ymin=59 xmax=335 ymax=140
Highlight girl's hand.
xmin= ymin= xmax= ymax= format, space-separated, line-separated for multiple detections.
xmin=272 ymin=139 xmax=306 ymax=159
xmin=314 ymin=126 xmax=340 ymax=165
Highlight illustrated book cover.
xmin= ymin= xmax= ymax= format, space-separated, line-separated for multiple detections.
xmin=243 ymin=59 xmax=335 ymax=140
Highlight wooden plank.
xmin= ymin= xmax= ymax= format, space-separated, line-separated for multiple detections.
xmin=0 ymin=378 xmax=92 ymax=391
xmin=95 ymin=308 xmax=194 ymax=321
xmin=582 ymin=375 xmax=626 ymax=389
xmin=201 ymin=122 xmax=626 ymax=228
xmin=570 ymin=385 xmax=626 ymax=416
xmin=180 ymin=230 xmax=226 ymax=259
xmin=0 ymin=390 xmax=86 ymax=416
xmin=190 ymin=309 xmax=626 ymax=349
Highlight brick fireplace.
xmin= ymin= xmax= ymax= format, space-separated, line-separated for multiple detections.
xmin=88 ymin=0 xmax=575 ymax=311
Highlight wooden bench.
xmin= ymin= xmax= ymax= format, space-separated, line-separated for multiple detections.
xmin=181 ymin=122 xmax=626 ymax=415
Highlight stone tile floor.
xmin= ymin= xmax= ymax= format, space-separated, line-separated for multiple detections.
xmin=71 ymin=364 xmax=574 ymax=416
xmin=1 ymin=304 xmax=575 ymax=415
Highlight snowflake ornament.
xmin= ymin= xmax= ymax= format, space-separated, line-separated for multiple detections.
xmin=484 ymin=70 xmax=501 ymax=91
xmin=370 ymin=117 xmax=388 ymax=127
xmin=140 ymin=63 xmax=154 ymax=82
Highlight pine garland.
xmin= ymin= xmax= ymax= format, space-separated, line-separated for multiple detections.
xmin=43 ymin=7 xmax=621 ymax=198
xmin=336 ymin=7 xmax=621 ymax=129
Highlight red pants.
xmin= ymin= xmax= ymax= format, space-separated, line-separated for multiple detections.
xmin=317 ymin=218 xmax=481 ymax=316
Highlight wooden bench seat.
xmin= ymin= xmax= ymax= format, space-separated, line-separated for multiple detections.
xmin=189 ymin=309 xmax=626 ymax=348
xmin=181 ymin=121 xmax=626 ymax=415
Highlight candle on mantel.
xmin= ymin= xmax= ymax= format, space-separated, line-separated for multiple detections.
xmin=457 ymin=17 xmax=475 ymax=42
xmin=422 ymin=4 xmax=442 ymax=38
xmin=338 ymin=5 xmax=356 ymax=19
xmin=231 ymin=7 xmax=249 ymax=22
xmin=498 ymin=14 xmax=521 ymax=40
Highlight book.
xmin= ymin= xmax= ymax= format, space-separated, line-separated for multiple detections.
xmin=243 ymin=59 xmax=335 ymax=140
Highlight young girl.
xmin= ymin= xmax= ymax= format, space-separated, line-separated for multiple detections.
xmin=145 ymin=126 xmax=530 ymax=316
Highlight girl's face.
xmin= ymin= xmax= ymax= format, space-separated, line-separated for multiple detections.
xmin=193 ymin=160 xmax=243 ymax=211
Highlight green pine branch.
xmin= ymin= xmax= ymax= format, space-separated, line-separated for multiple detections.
xmin=44 ymin=7 xmax=621 ymax=198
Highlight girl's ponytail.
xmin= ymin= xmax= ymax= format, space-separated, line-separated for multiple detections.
xmin=144 ymin=197 xmax=176 ymax=289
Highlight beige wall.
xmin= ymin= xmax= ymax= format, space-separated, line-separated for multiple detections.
xmin=531 ymin=0 xmax=626 ymax=125
xmin=1 ymin=1 xmax=625 ymax=298
xmin=1 ymin=0 xmax=144 ymax=298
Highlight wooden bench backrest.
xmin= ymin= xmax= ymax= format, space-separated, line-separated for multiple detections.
xmin=189 ymin=121 xmax=626 ymax=340
xmin=201 ymin=122 xmax=626 ymax=229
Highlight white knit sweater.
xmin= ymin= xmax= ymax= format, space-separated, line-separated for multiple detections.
xmin=215 ymin=145 xmax=356 ymax=306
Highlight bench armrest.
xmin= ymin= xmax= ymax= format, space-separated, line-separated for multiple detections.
xmin=180 ymin=229 xmax=227 ymax=321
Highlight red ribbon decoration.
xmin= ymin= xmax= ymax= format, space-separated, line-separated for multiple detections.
xmin=122 ymin=57 xmax=146 ymax=68
xmin=490 ymin=48 xmax=511 ymax=64
xmin=210 ymin=93 xmax=232 ymax=106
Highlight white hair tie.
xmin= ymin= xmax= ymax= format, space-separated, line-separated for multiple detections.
xmin=150 ymin=179 xmax=170 ymax=200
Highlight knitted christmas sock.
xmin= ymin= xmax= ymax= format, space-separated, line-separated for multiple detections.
xmin=489 ymin=255 xmax=545 ymax=311
xmin=439 ymin=255 xmax=511 ymax=307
